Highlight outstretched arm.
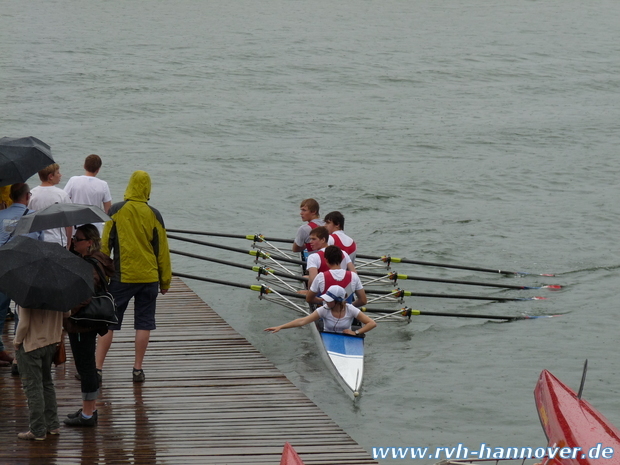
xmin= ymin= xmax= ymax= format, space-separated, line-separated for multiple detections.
xmin=265 ymin=310 xmax=320 ymax=333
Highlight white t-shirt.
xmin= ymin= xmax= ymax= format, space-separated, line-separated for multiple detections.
xmin=64 ymin=175 xmax=112 ymax=209
xmin=316 ymin=303 xmax=361 ymax=333
xmin=306 ymin=247 xmax=352 ymax=272
xmin=64 ymin=175 xmax=112 ymax=233
xmin=309 ymin=269 xmax=363 ymax=299
xmin=28 ymin=186 xmax=72 ymax=246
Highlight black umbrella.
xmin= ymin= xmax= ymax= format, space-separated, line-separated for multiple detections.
xmin=0 ymin=136 xmax=55 ymax=187
xmin=12 ymin=203 xmax=112 ymax=236
xmin=0 ymin=236 xmax=94 ymax=312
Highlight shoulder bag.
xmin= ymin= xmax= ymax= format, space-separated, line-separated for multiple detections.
xmin=69 ymin=259 xmax=118 ymax=326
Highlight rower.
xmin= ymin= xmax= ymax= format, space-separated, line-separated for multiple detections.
xmin=265 ymin=285 xmax=376 ymax=337
xmin=292 ymin=198 xmax=325 ymax=256
xmin=305 ymin=226 xmax=356 ymax=288
xmin=324 ymin=211 xmax=357 ymax=263
xmin=306 ymin=245 xmax=367 ymax=307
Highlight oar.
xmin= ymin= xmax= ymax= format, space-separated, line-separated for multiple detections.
xmin=167 ymin=229 xmax=555 ymax=276
xmin=364 ymin=288 xmax=545 ymax=302
xmin=167 ymin=234 xmax=304 ymax=266
xmin=356 ymin=269 xmax=561 ymax=290
xmin=172 ymin=272 xmax=305 ymax=300
xmin=167 ymin=229 xmax=292 ymax=244
xmin=361 ymin=307 xmax=557 ymax=321
xmin=356 ymin=253 xmax=555 ymax=277
xmin=170 ymin=249 xmax=308 ymax=283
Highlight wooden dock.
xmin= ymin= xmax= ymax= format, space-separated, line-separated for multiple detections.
xmin=0 ymin=277 xmax=378 ymax=465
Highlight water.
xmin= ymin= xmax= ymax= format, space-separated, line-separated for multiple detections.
xmin=2 ymin=1 xmax=620 ymax=463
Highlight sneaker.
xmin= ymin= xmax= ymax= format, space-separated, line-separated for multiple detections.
xmin=48 ymin=428 xmax=60 ymax=435
xmin=17 ymin=431 xmax=46 ymax=441
xmin=67 ymin=409 xmax=98 ymax=422
xmin=132 ymin=368 xmax=145 ymax=383
xmin=11 ymin=363 xmax=19 ymax=376
xmin=63 ymin=414 xmax=97 ymax=427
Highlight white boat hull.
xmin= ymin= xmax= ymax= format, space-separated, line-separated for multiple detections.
xmin=310 ymin=322 xmax=364 ymax=400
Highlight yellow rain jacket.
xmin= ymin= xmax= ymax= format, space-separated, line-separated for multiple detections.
xmin=102 ymin=171 xmax=172 ymax=290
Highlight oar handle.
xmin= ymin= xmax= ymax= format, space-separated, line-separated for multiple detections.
xmin=167 ymin=229 xmax=293 ymax=244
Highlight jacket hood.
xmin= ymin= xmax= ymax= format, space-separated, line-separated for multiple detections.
xmin=124 ymin=170 xmax=151 ymax=202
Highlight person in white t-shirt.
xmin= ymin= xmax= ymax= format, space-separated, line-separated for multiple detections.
xmin=28 ymin=164 xmax=72 ymax=248
xmin=265 ymin=285 xmax=376 ymax=336
xmin=325 ymin=211 xmax=357 ymax=263
xmin=305 ymin=226 xmax=356 ymax=288
xmin=64 ymin=154 xmax=112 ymax=234
xmin=306 ymin=245 xmax=367 ymax=307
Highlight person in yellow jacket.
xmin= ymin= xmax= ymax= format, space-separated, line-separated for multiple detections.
xmin=95 ymin=171 xmax=172 ymax=383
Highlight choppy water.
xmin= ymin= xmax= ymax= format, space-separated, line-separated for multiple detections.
xmin=2 ymin=1 xmax=620 ymax=463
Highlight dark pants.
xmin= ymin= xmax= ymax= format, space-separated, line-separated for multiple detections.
xmin=16 ymin=344 xmax=59 ymax=436
xmin=68 ymin=331 xmax=99 ymax=400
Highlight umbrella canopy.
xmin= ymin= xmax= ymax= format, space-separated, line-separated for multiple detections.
xmin=12 ymin=203 xmax=112 ymax=236
xmin=0 ymin=236 xmax=95 ymax=312
xmin=0 ymin=136 xmax=55 ymax=187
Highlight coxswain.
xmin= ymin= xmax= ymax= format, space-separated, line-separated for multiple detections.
xmin=265 ymin=285 xmax=376 ymax=337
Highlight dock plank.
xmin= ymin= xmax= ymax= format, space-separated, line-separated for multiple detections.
xmin=0 ymin=277 xmax=377 ymax=465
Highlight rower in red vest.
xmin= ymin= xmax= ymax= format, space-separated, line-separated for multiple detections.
xmin=292 ymin=198 xmax=325 ymax=256
xmin=306 ymin=245 xmax=366 ymax=307
xmin=305 ymin=226 xmax=356 ymax=288
xmin=324 ymin=211 xmax=357 ymax=263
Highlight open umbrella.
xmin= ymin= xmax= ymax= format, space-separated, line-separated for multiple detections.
xmin=0 ymin=236 xmax=94 ymax=311
xmin=0 ymin=136 xmax=55 ymax=187
xmin=12 ymin=203 xmax=112 ymax=236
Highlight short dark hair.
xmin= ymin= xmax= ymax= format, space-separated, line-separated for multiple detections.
xmin=324 ymin=245 xmax=343 ymax=266
xmin=309 ymin=226 xmax=329 ymax=242
xmin=84 ymin=154 xmax=102 ymax=173
xmin=300 ymin=198 xmax=319 ymax=214
xmin=324 ymin=211 xmax=345 ymax=230
xmin=9 ymin=183 xmax=29 ymax=202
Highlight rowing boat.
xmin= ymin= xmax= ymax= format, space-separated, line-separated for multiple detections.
xmin=167 ymin=229 xmax=559 ymax=399
xmin=535 ymin=369 xmax=620 ymax=465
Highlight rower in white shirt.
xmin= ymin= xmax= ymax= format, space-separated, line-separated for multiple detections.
xmin=324 ymin=211 xmax=357 ymax=263
xmin=305 ymin=226 xmax=356 ymax=289
xmin=306 ymin=245 xmax=366 ymax=307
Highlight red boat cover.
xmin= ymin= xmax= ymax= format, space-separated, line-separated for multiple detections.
xmin=534 ymin=370 xmax=620 ymax=465
xmin=280 ymin=442 xmax=305 ymax=465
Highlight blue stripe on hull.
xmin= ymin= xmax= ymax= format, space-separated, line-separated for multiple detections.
xmin=320 ymin=332 xmax=364 ymax=357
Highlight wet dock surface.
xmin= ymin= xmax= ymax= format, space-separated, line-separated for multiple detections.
xmin=0 ymin=277 xmax=377 ymax=465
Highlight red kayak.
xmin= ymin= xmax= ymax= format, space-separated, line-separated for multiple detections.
xmin=535 ymin=369 xmax=620 ymax=465
xmin=280 ymin=442 xmax=305 ymax=465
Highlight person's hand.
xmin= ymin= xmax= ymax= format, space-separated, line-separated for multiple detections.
xmin=264 ymin=327 xmax=281 ymax=333
xmin=342 ymin=329 xmax=356 ymax=336
xmin=161 ymin=288 xmax=169 ymax=295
